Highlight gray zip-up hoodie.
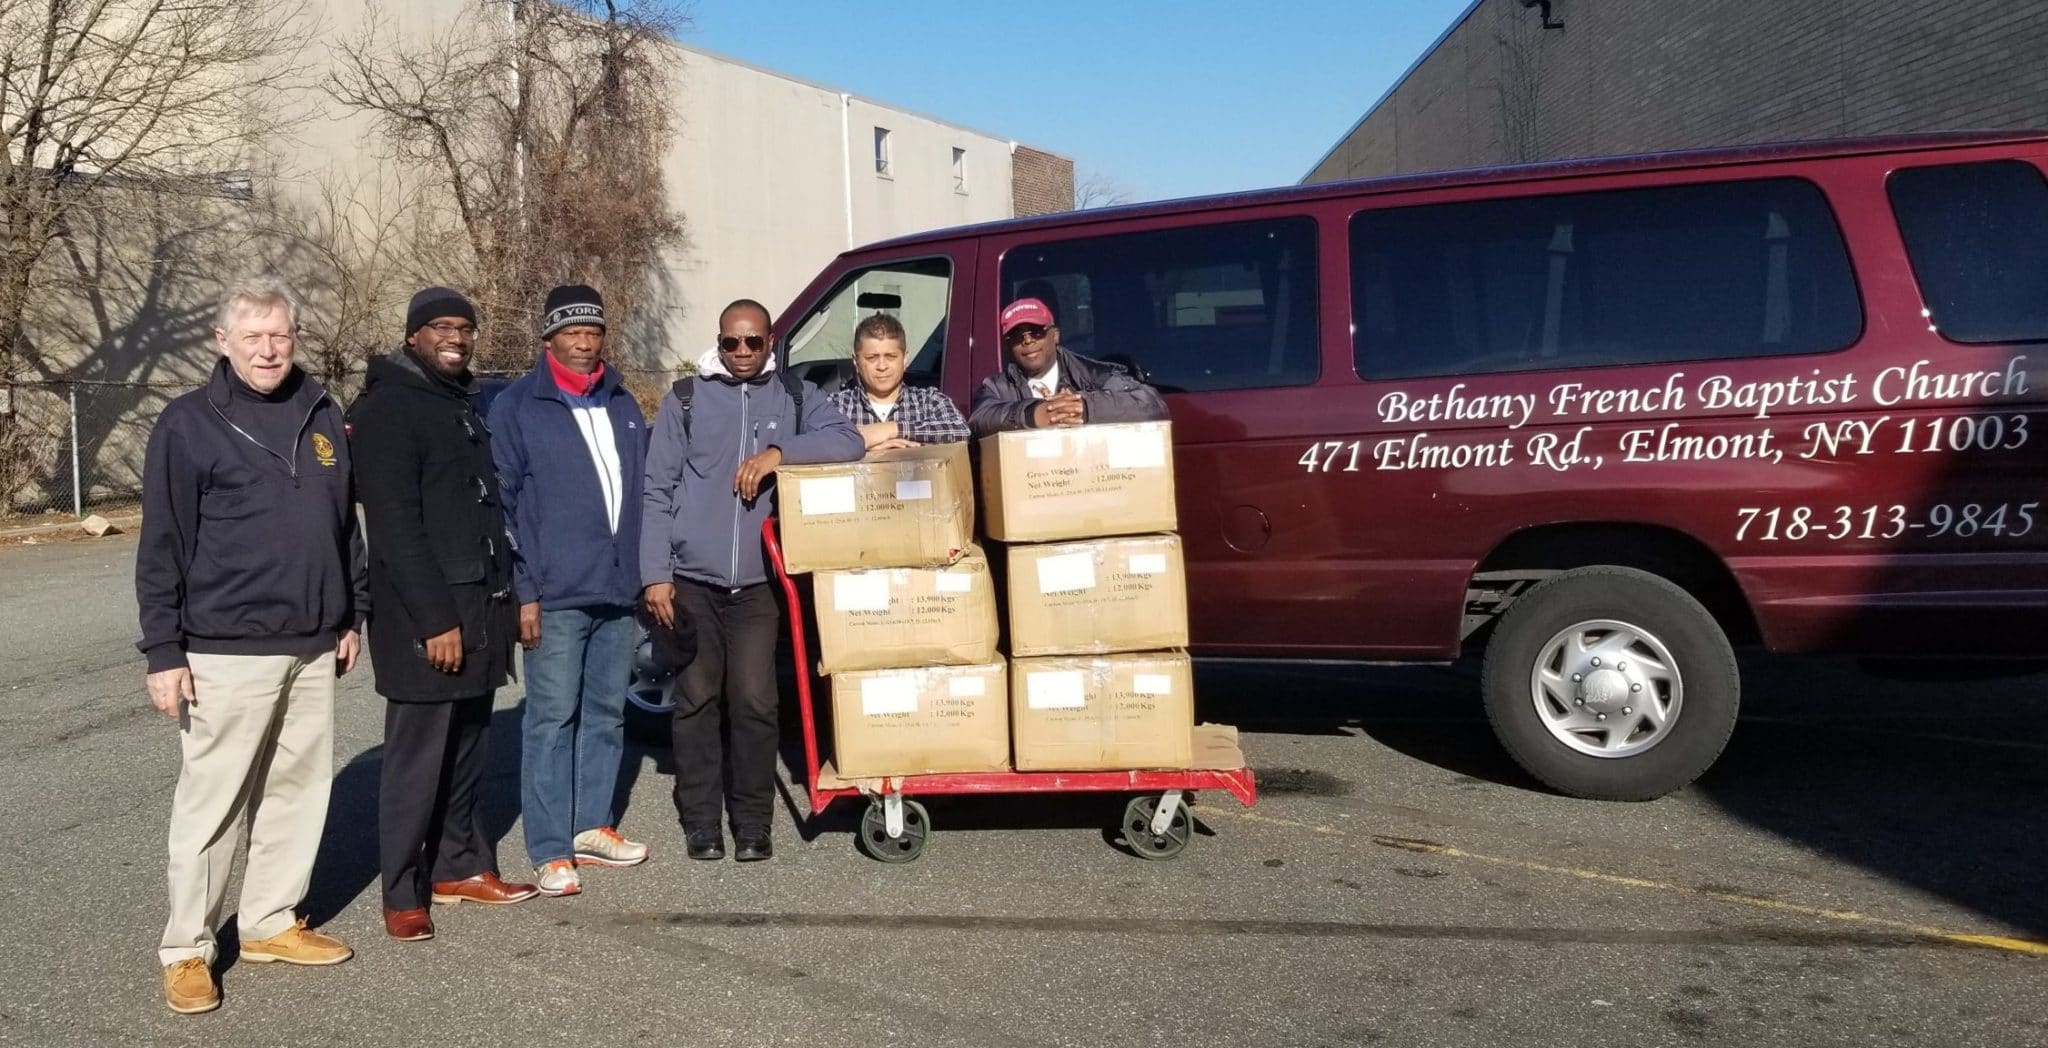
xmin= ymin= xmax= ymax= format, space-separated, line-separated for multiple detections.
xmin=639 ymin=348 xmax=865 ymax=589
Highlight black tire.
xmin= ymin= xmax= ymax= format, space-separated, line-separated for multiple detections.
xmin=1121 ymin=794 xmax=1192 ymax=860
xmin=857 ymin=798 xmax=930 ymax=863
xmin=1481 ymin=566 xmax=1738 ymax=801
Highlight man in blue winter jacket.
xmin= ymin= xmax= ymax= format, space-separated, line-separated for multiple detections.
xmin=490 ymin=284 xmax=652 ymax=898
xmin=639 ymin=298 xmax=863 ymax=861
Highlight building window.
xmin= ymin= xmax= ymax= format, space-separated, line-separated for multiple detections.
xmin=874 ymin=127 xmax=892 ymax=177
xmin=1003 ymin=218 xmax=1321 ymax=393
xmin=952 ymin=148 xmax=967 ymax=193
xmin=1350 ymin=178 xmax=1862 ymax=380
xmin=1888 ymin=160 xmax=2048 ymax=344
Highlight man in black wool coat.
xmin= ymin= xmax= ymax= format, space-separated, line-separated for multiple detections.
xmin=348 ymin=286 xmax=539 ymax=943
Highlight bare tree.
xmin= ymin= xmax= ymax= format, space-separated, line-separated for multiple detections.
xmin=0 ymin=0 xmax=309 ymax=385
xmin=1074 ymin=169 xmax=1136 ymax=210
xmin=327 ymin=0 xmax=688 ymax=371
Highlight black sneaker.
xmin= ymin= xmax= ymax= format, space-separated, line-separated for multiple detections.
xmin=733 ymin=833 xmax=772 ymax=863
xmin=684 ymin=829 xmax=724 ymax=861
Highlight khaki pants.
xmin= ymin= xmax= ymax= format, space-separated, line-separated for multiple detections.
xmin=160 ymin=651 xmax=334 ymax=966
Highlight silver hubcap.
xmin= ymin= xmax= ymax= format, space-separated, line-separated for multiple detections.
xmin=1529 ymin=619 xmax=1682 ymax=759
xmin=625 ymin=641 xmax=675 ymax=715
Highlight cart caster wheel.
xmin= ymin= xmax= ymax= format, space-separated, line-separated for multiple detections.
xmin=858 ymin=798 xmax=930 ymax=863
xmin=1122 ymin=794 xmax=1192 ymax=860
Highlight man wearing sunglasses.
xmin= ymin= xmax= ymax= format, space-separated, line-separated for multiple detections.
xmin=350 ymin=286 xmax=538 ymax=944
xmin=967 ymin=297 xmax=1167 ymax=437
xmin=640 ymin=299 xmax=863 ymax=862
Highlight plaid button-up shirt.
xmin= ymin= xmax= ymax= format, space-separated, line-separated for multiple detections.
xmin=826 ymin=383 xmax=972 ymax=444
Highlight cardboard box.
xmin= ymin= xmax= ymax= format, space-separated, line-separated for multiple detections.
xmin=978 ymin=421 xmax=1177 ymax=542
xmin=814 ymin=547 xmax=999 ymax=674
xmin=777 ymin=442 xmax=974 ymax=573
xmin=1010 ymin=652 xmax=1194 ymax=771
xmin=830 ymin=662 xmax=1010 ymax=778
xmin=1006 ymin=535 xmax=1189 ymax=657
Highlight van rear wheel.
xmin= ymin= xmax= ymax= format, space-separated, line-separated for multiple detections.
xmin=1480 ymin=566 xmax=1738 ymax=801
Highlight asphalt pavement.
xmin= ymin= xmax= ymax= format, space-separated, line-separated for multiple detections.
xmin=2 ymin=533 xmax=2044 ymax=1048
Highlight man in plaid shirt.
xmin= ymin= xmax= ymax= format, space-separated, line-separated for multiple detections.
xmin=826 ymin=313 xmax=971 ymax=448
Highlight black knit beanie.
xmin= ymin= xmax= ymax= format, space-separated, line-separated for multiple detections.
xmin=542 ymin=284 xmax=605 ymax=339
xmin=406 ymin=286 xmax=477 ymax=336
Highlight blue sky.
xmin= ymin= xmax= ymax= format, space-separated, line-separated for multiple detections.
xmin=683 ymin=1 xmax=1476 ymax=203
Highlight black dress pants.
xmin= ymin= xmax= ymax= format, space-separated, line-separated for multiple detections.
xmin=379 ymin=694 xmax=495 ymax=909
xmin=670 ymin=579 xmax=781 ymax=836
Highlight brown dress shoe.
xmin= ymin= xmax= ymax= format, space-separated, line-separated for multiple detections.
xmin=163 ymin=957 xmax=219 ymax=1015
xmin=430 ymin=871 xmax=540 ymax=905
xmin=383 ymin=906 xmax=434 ymax=941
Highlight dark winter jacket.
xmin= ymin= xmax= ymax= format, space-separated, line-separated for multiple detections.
xmin=488 ymin=358 xmax=647 ymax=611
xmin=134 ymin=360 xmax=367 ymax=672
xmin=639 ymin=348 xmax=864 ymax=590
xmin=348 ymin=349 xmax=516 ymax=702
xmin=966 ymin=347 xmax=1170 ymax=438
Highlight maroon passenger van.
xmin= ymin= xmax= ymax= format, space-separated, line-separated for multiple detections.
xmin=770 ymin=133 xmax=2048 ymax=801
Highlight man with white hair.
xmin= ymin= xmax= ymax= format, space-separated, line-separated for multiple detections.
xmin=136 ymin=277 xmax=367 ymax=1014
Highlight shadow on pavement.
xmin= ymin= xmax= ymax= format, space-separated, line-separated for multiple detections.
xmin=303 ymin=706 xmax=524 ymax=925
xmin=1192 ymin=652 xmax=2048 ymax=938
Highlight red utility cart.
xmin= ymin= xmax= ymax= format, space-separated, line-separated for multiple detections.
xmin=763 ymin=519 xmax=1257 ymax=862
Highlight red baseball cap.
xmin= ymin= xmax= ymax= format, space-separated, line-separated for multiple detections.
xmin=999 ymin=298 xmax=1055 ymax=334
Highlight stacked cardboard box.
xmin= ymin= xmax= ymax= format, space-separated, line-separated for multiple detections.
xmin=779 ymin=444 xmax=1008 ymax=779
xmin=978 ymin=421 xmax=1196 ymax=771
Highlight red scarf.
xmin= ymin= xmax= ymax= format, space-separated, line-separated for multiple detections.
xmin=546 ymin=351 xmax=604 ymax=397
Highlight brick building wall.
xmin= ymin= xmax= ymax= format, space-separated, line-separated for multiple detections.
xmin=1011 ymin=144 xmax=1076 ymax=215
xmin=1305 ymin=0 xmax=2048 ymax=183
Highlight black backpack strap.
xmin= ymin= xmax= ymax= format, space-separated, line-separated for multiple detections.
xmin=669 ymin=377 xmax=694 ymax=440
xmin=779 ymin=369 xmax=805 ymax=435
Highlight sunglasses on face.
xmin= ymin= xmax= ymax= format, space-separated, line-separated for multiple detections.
xmin=1004 ymin=324 xmax=1049 ymax=345
xmin=717 ymin=334 xmax=767 ymax=352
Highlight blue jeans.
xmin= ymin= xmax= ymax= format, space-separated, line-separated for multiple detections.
xmin=520 ymin=604 xmax=636 ymax=866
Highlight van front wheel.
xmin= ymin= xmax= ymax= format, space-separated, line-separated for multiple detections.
xmin=1480 ymin=566 xmax=1738 ymax=801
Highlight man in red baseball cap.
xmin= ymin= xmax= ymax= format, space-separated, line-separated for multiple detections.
xmin=967 ymin=296 xmax=1167 ymax=437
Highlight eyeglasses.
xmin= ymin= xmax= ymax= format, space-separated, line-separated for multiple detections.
xmin=718 ymin=334 xmax=767 ymax=352
xmin=425 ymin=322 xmax=476 ymax=338
xmin=1004 ymin=324 xmax=1049 ymax=345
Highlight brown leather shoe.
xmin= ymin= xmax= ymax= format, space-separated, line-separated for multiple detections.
xmin=383 ymin=906 xmax=434 ymax=941
xmin=163 ymin=957 xmax=219 ymax=1015
xmin=430 ymin=871 xmax=539 ymax=905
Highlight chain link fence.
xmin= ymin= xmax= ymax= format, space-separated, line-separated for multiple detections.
xmin=0 ymin=365 xmax=696 ymax=526
xmin=1 ymin=381 xmax=185 ymax=523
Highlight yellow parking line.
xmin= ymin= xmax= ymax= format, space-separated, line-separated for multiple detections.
xmin=1199 ymin=806 xmax=2047 ymax=957
xmin=1372 ymin=835 xmax=2048 ymax=958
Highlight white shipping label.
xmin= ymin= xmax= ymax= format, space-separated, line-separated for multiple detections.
xmin=948 ymin=674 xmax=987 ymax=697
xmin=1026 ymin=670 xmax=1088 ymax=710
xmin=1127 ymin=553 xmax=1168 ymax=575
xmin=860 ymin=675 xmax=920 ymax=716
xmin=935 ymin=572 xmax=974 ymax=593
xmin=1024 ymin=434 xmax=1064 ymax=459
xmin=1133 ymin=673 xmax=1173 ymax=695
xmin=832 ymin=573 xmax=892 ymax=612
xmin=895 ymin=479 xmax=933 ymax=501
xmin=799 ymin=476 xmax=858 ymax=515
xmin=1106 ymin=429 xmax=1167 ymax=469
xmin=1036 ymin=552 xmax=1098 ymax=594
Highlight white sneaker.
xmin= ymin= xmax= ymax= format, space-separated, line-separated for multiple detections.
xmin=535 ymin=859 xmax=581 ymax=897
xmin=574 ymin=827 xmax=651 ymax=867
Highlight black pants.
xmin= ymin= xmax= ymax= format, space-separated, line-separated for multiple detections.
xmin=670 ymin=579 xmax=781 ymax=836
xmin=379 ymin=695 xmax=495 ymax=909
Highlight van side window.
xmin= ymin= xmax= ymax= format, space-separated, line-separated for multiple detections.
xmin=1351 ymin=179 xmax=1862 ymax=380
xmin=1888 ymin=160 xmax=2048 ymax=344
xmin=1002 ymin=218 xmax=1320 ymax=393
xmin=782 ymin=257 xmax=952 ymax=393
